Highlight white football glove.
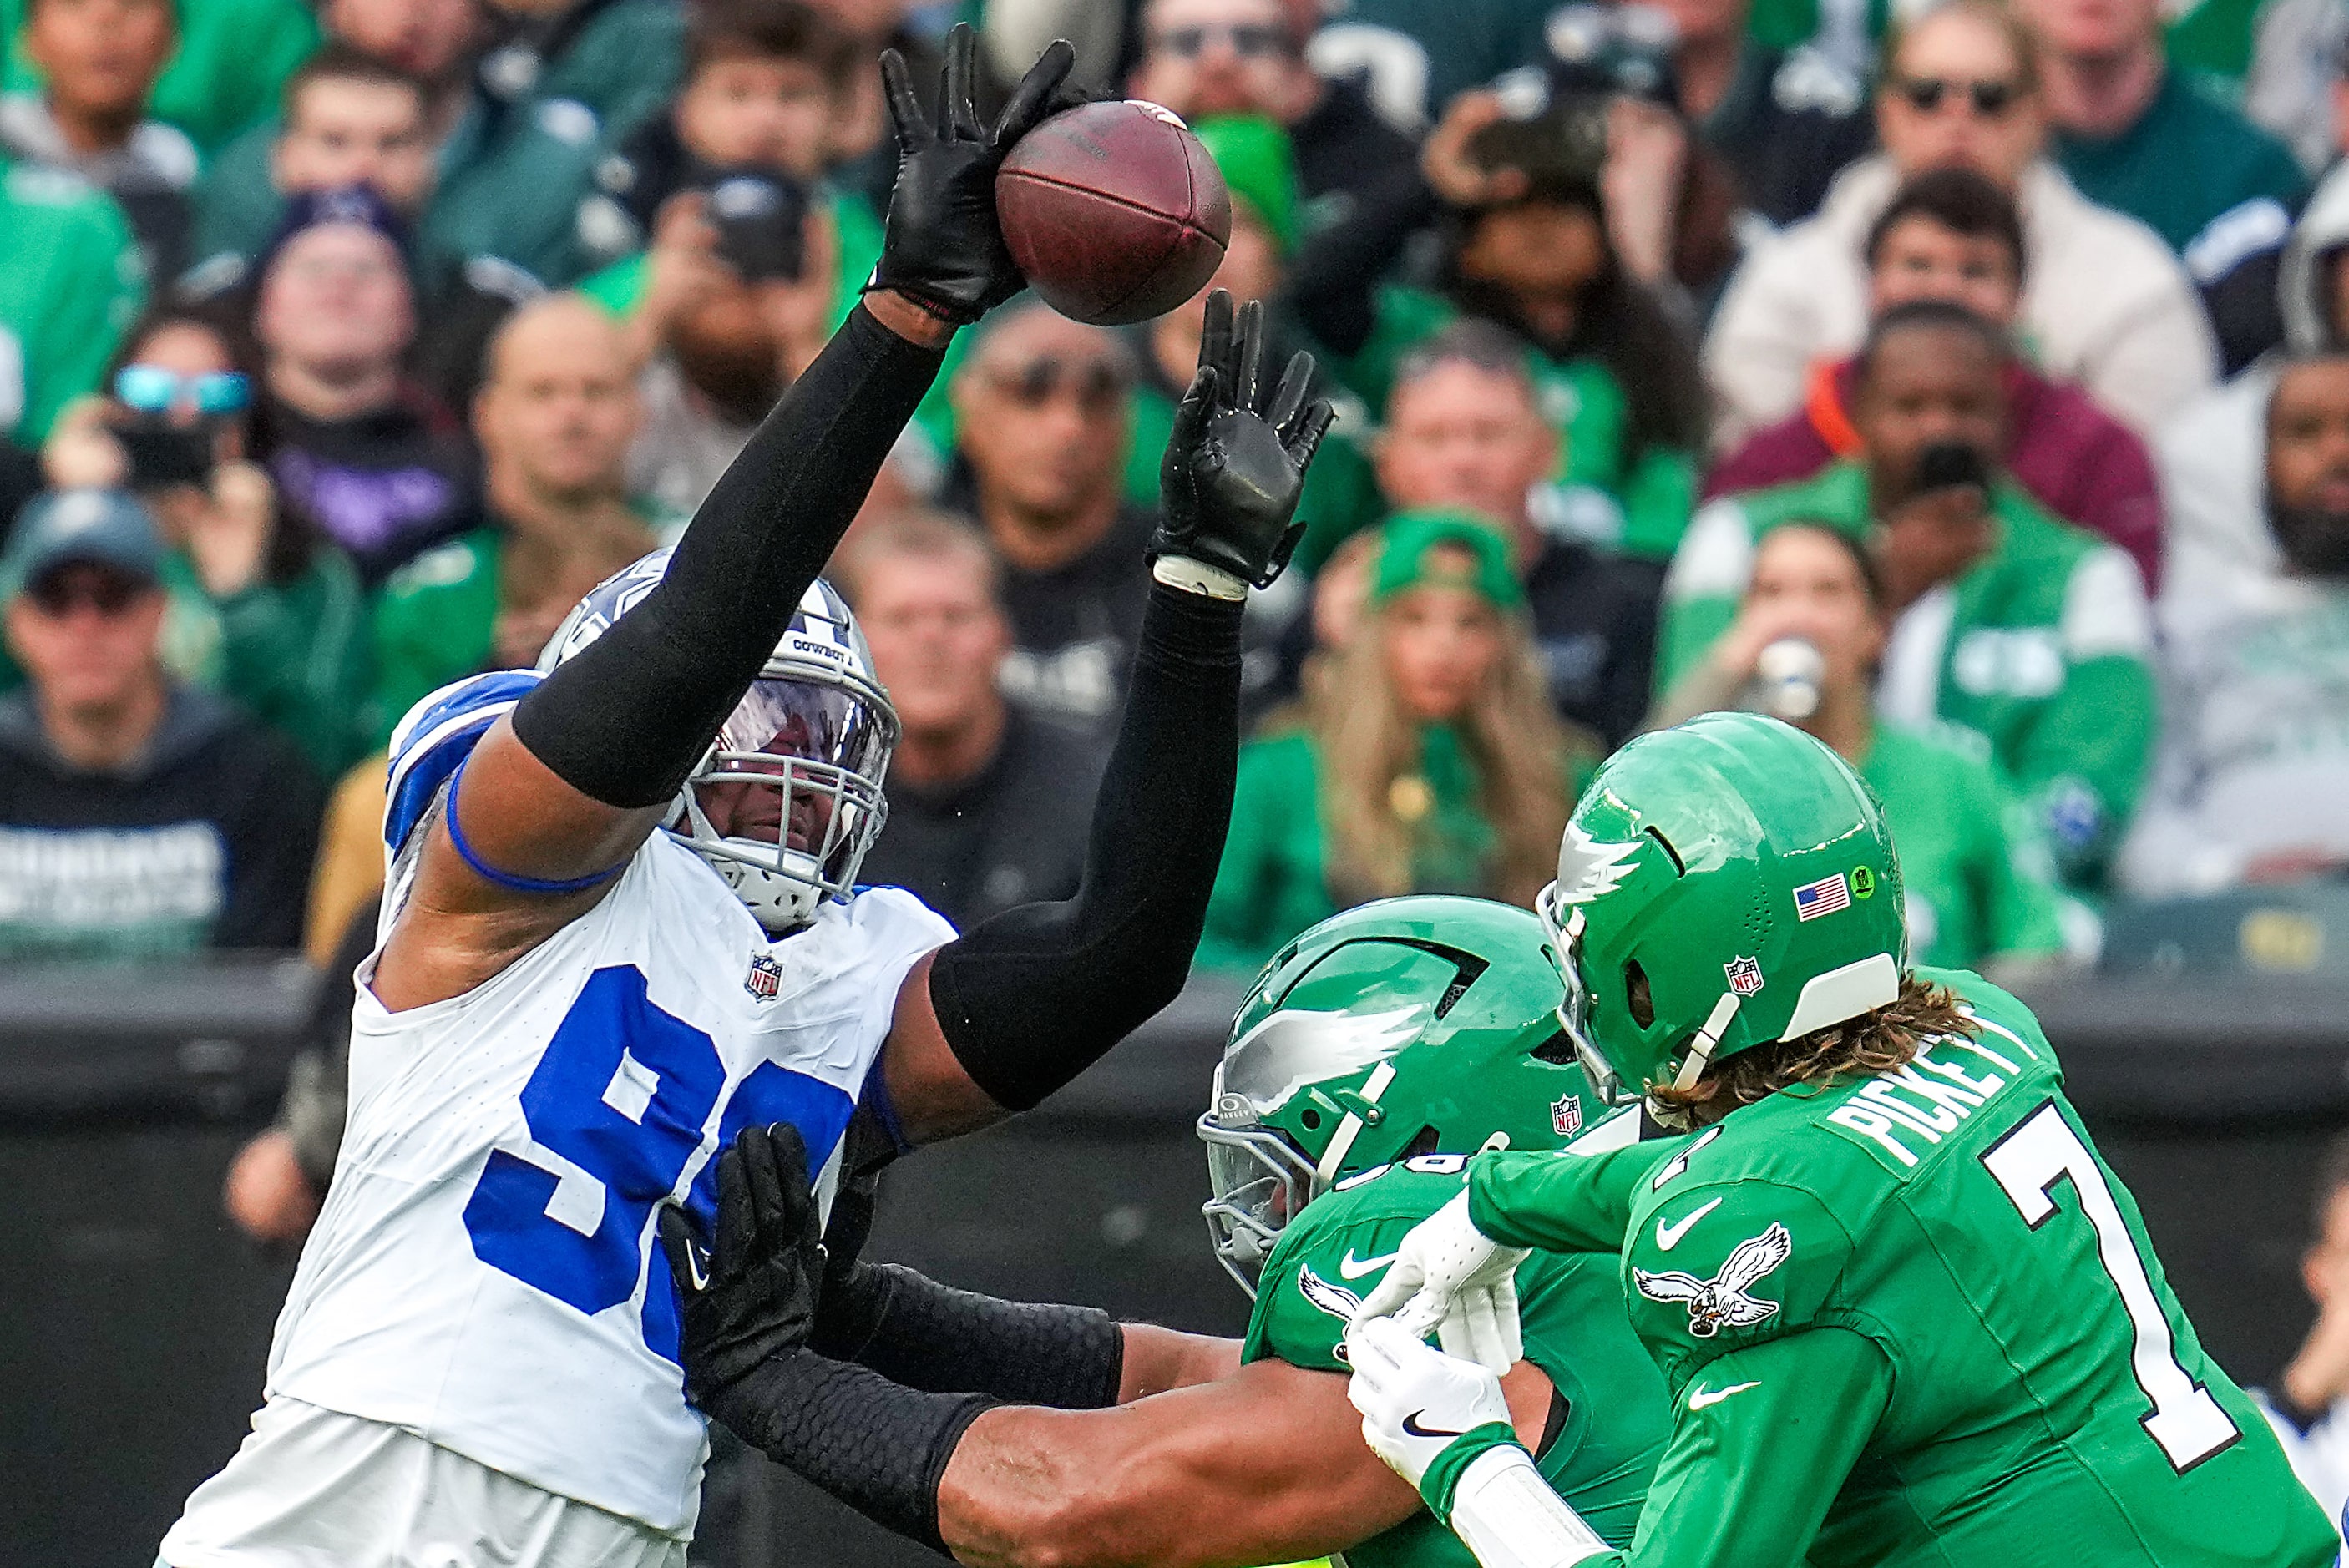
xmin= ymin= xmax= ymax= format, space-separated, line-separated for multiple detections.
xmin=1349 ymin=1190 xmax=1529 ymax=1373
xmin=1344 ymin=1316 xmax=1517 ymax=1490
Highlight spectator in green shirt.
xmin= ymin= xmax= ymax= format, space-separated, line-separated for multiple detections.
xmin=1285 ymin=84 xmax=1710 ymax=560
xmin=368 ymin=293 xmax=668 ymax=743
xmin=0 ymin=0 xmax=316 ymax=155
xmin=2020 ymin=0 xmax=2307 ymax=369
xmin=190 ymin=0 xmax=604 ymax=291
xmin=1652 ymin=518 xmax=2069 ymax=974
xmin=36 ymin=306 xmax=373 ymax=777
xmin=0 ymin=155 xmax=144 ymax=448
xmin=1665 ymin=300 xmax=2157 ymax=890
xmin=2 ymin=0 xmax=197 ymax=280
xmin=1201 ymin=510 xmax=1581 ymax=973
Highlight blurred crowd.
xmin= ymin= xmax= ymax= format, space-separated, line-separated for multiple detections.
xmin=7 ymin=0 xmax=2349 ymax=1005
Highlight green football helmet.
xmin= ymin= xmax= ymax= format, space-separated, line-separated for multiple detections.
xmin=1199 ymin=895 xmax=1606 ymax=1295
xmin=1535 ymin=712 xmax=1907 ymax=1126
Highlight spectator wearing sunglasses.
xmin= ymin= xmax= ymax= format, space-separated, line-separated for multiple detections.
xmin=2020 ymin=0 xmax=2306 ymax=374
xmin=941 ymin=301 xmax=1156 ymax=733
xmin=0 ymin=0 xmax=195 ymax=281
xmin=1705 ymin=0 xmax=2215 ymax=448
xmin=1117 ymin=0 xmax=1417 ymax=220
xmin=34 ymin=307 xmax=374 ymax=776
xmin=0 ymin=487 xmax=323 ymax=959
xmin=1707 ymin=167 xmax=2164 ymax=592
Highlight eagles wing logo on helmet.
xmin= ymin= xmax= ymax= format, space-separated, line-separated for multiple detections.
xmin=1633 ymin=1222 xmax=1792 ymax=1338
xmin=1555 ymin=822 xmax=1642 ymax=905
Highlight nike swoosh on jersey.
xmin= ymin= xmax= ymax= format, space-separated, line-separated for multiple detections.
xmin=1339 ymin=1248 xmax=1401 ymax=1280
xmin=1400 ymin=1411 xmax=1470 ymax=1439
xmin=1687 ymin=1380 xmax=1759 ymax=1410
xmin=1654 ymin=1196 xmax=1723 ymax=1252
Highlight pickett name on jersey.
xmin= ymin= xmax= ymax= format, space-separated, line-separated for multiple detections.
xmin=1820 ymin=1029 xmax=2030 ymax=1167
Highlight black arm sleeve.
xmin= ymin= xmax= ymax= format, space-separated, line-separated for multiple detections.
xmin=1283 ymin=163 xmax=1440 ymax=361
xmin=708 ymin=1348 xmax=996 ymax=1555
xmin=509 ymin=305 xmax=944 ymax=807
xmin=813 ymin=1262 xmax=1125 ymax=1409
xmin=922 ymin=582 xmax=1243 ymax=1113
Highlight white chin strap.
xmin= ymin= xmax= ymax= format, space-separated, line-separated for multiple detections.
xmin=1668 ymin=992 xmax=1744 ymax=1093
xmin=706 ymin=840 xmax=824 ymax=934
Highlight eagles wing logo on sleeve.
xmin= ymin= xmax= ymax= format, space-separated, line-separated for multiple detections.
xmin=1633 ymin=1222 xmax=1792 ymax=1338
xmin=1555 ymin=822 xmax=1643 ymax=904
xmin=1299 ymin=1264 xmax=1365 ymax=1361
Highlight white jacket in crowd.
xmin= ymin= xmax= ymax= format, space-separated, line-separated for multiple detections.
xmin=1703 ymin=154 xmax=2218 ymax=448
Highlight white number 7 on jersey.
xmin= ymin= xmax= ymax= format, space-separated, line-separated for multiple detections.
xmin=1982 ymin=1102 xmax=2240 ymax=1472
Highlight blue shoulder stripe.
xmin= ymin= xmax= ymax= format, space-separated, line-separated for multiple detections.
xmin=384 ymin=670 xmax=545 ymax=856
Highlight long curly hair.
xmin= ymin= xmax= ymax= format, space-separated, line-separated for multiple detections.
xmin=1649 ymin=975 xmax=1978 ymax=1125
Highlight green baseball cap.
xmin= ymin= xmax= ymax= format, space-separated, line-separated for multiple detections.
xmin=1193 ymin=114 xmax=1301 ymax=255
xmin=1370 ymin=509 xmax=1523 ymax=609
xmin=2 ymin=488 xmax=164 ymax=600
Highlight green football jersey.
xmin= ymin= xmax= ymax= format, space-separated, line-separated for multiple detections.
xmin=1243 ymin=1144 xmax=1671 ymax=1565
xmin=1466 ymin=969 xmax=2336 ymax=1567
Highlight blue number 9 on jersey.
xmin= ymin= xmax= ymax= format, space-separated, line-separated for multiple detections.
xmin=463 ymin=968 xmax=730 ymax=1320
xmin=461 ymin=965 xmax=860 ymax=1364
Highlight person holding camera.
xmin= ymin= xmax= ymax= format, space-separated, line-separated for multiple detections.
xmin=1285 ymin=72 xmax=1711 ymax=563
xmin=34 ymin=306 xmax=373 ymax=777
xmin=1663 ymin=299 xmax=2155 ymax=893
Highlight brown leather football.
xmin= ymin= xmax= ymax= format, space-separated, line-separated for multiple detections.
xmin=996 ymin=99 xmax=1232 ymax=326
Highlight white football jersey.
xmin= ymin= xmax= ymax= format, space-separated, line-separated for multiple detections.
xmin=257 ymin=672 xmax=952 ymax=1535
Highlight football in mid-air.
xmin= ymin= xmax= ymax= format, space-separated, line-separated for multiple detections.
xmin=996 ymin=99 xmax=1232 ymax=326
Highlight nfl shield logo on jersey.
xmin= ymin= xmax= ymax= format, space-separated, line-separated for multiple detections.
xmin=1724 ymin=955 xmax=1764 ymax=996
xmin=1552 ymin=1093 xmax=1583 ymax=1136
xmin=743 ymin=952 xmax=783 ymax=1000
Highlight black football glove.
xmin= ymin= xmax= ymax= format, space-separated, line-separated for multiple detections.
xmin=866 ymin=23 xmax=1075 ymax=324
xmin=1154 ymin=291 xmax=1338 ymax=589
xmin=656 ymin=1122 xmax=823 ymax=1407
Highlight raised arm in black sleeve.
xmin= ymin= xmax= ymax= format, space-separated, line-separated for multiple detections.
xmin=919 ymin=295 xmax=1334 ymax=1115
xmin=507 ymin=28 xmax=1073 ymax=809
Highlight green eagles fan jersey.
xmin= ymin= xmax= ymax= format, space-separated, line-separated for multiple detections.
xmin=1243 ymin=1148 xmax=1671 ymax=1564
xmin=1465 ymin=968 xmax=2335 ymax=1567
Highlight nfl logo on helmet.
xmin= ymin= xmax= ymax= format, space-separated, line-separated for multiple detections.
xmin=1551 ymin=1093 xmax=1583 ymax=1136
xmin=743 ymin=953 xmax=783 ymax=1000
xmin=1724 ymin=955 xmax=1764 ymax=997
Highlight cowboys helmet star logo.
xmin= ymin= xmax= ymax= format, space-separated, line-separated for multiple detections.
xmin=1555 ymin=822 xmax=1642 ymax=904
xmin=1634 ymin=1222 xmax=1792 ymax=1337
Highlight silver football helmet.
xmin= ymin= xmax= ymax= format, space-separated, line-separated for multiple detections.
xmin=538 ymin=549 xmax=899 ymax=933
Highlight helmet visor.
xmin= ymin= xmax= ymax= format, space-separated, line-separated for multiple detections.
xmin=1537 ymin=882 xmax=1632 ymax=1108
xmin=1198 ymin=1110 xmax=1319 ymax=1298
xmin=691 ymin=675 xmax=894 ymax=888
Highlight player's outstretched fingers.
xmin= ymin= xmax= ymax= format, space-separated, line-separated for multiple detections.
xmin=1197 ymin=289 xmax=1235 ymax=406
xmin=879 ymin=49 xmax=929 ymax=152
xmin=1439 ymin=1286 xmax=1509 ymax=1374
xmin=712 ymin=1140 xmax=758 ymax=1278
xmin=1491 ymin=1272 xmax=1524 ymax=1368
xmin=1233 ymin=299 xmax=1266 ymax=413
xmin=656 ymin=1204 xmax=711 ymax=1296
xmin=748 ymin=1121 xmax=816 ymax=1256
xmin=1267 ymin=350 xmax=1312 ymax=439
xmin=992 ymin=38 xmax=1076 ymax=149
xmin=941 ymin=22 xmax=985 ymax=140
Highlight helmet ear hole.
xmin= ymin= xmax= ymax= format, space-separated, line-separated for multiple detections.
xmin=1625 ymin=960 xmax=1656 ymax=1029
